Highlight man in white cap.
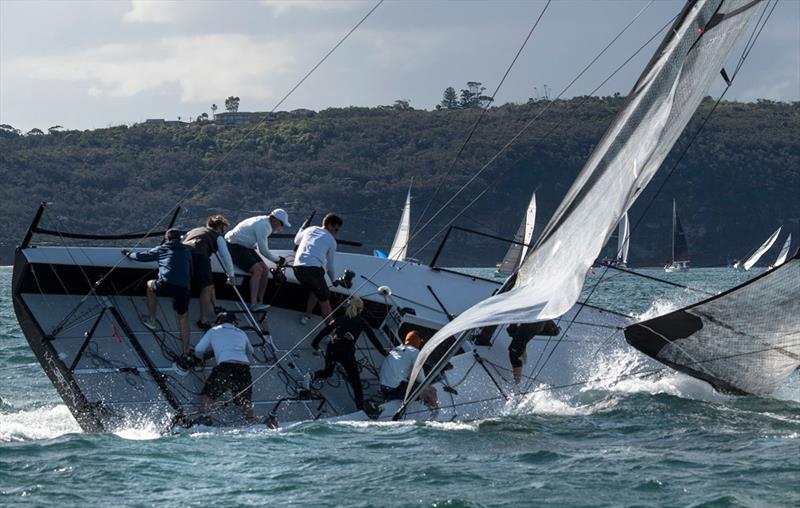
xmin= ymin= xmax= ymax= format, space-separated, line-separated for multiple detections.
xmin=225 ymin=209 xmax=291 ymax=310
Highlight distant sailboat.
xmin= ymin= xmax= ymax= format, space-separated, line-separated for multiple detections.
xmin=733 ymin=226 xmax=782 ymax=271
xmin=615 ymin=212 xmax=630 ymax=268
xmin=768 ymin=233 xmax=791 ymax=270
xmin=664 ymin=199 xmax=690 ymax=272
xmin=387 ymin=188 xmax=412 ymax=261
xmin=495 ymin=193 xmax=536 ymax=277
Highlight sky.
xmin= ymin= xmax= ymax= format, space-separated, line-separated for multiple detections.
xmin=1 ymin=0 xmax=798 ymax=132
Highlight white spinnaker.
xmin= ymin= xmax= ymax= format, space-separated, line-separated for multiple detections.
xmin=388 ymin=190 xmax=411 ymax=261
xmin=743 ymin=226 xmax=782 ymax=271
xmin=618 ymin=212 xmax=630 ymax=264
xmin=406 ymin=0 xmax=762 ymax=402
xmin=771 ymin=234 xmax=792 ymax=268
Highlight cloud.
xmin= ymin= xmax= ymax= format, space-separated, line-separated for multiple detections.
xmin=260 ymin=0 xmax=361 ymax=18
xmin=123 ymin=0 xmax=181 ymax=23
xmin=11 ymin=35 xmax=298 ymax=102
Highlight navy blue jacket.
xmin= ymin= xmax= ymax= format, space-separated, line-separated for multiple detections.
xmin=129 ymin=239 xmax=193 ymax=289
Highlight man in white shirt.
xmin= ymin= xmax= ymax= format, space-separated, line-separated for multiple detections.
xmin=195 ymin=312 xmax=255 ymax=420
xmin=225 ymin=208 xmax=290 ymax=310
xmin=380 ymin=330 xmax=437 ymax=408
xmin=293 ymin=212 xmax=341 ymax=325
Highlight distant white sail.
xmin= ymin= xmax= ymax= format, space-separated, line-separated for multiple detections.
xmin=497 ymin=193 xmax=536 ymax=275
xmin=617 ymin=212 xmax=630 ymax=265
xmin=742 ymin=226 xmax=781 ymax=271
xmin=771 ymin=234 xmax=792 ymax=269
xmin=406 ymin=0 xmax=761 ymax=404
xmin=388 ymin=189 xmax=411 ymax=261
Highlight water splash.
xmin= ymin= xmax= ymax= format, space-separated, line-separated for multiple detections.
xmin=0 ymin=405 xmax=81 ymax=442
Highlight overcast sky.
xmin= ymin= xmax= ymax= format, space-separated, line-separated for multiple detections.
xmin=1 ymin=0 xmax=798 ymax=132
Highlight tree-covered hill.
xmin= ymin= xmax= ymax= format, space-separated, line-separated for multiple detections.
xmin=1 ymin=97 xmax=798 ymax=267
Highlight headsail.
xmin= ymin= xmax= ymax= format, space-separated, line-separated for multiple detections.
xmin=672 ymin=200 xmax=690 ymax=263
xmin=771 ymin=234 xmax=792 ymax=268
xmin=742 ymin=226 xmax=782 ymax=271
xmin=388 ymin=189 xmax=412 ymax=261
xmin=617 ymin=212 xmax=630 ymax=265
xmin=404 ymin=0 xmax=762 ymax=406
xmin=497 ymin=193 xmax=536 ymax=275
xmin=626 ymin=249 xmax=800 ymax=395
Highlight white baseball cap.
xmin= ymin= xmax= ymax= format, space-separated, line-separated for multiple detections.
xmin=270 ymin=208 xmax=291 ymax=228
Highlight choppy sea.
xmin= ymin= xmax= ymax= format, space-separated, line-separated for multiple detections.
xmin=1 ymin=266 xmax=798 ymax=507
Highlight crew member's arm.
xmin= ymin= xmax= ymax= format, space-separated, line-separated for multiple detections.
xmin=360 ymin=317 xmax=388 ymax=357
xmin=215 ymin=236 xmax=236 ymax=278
xmin=194 ymin=329 xmax=213 ymax=357
xmin=255 ymin=220 xmax=280 ymax=263
xmin=294 ymin=228 xmax=305 ymax=246
xmin=244 ymin=331 xmax=254 ymax=357
xmin=128 ymin=245 xmax=162 ymax=262
xmin=310 ymin=320 xmax=337 ymax=350
xmin=325 ymin=241 xmax=336 ymax=280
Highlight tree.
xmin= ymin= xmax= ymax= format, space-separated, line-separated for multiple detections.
xmin=460 ymin=81 xmax=489 ymax=109
xmin=440 ymin=87 xmax=458 ymax=109
xmin=196 ymin=112 xmax=209 ymax=124
xmin=26 ymin=128 xmax=44 ymax=136
xmin=211 ymin=103 xmax=218 ymax=119
xmin=225 ymin=96 xmax=240 ymax=113
xmin=393 ymin=99 xmax=411 ymax=111
xmin=48 ymin=125 xmax=65 ymax=134
xmin=0 ymin=124 xmax=21 ymax=138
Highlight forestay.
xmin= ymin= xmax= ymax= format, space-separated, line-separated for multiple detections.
xmin=405 ymin=0 xmax=762 ymax=404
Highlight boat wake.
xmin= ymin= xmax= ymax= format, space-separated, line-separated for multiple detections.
xmin=0 ymin=404 xmax=81 ymax=442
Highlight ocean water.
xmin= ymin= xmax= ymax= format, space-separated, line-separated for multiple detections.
xmin=1 ymin=266 xmax=798 ymax=507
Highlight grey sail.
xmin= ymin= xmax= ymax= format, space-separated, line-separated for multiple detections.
xmin=403 ymin=0 xmax=763 ymax=409
xmin=673 ymin=204 xmax=690 ymax=262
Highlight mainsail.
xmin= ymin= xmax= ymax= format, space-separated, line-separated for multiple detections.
xmin=388 ymin=189 xmax=411 ymax=261
xmin=672 ymin=200 xmax=690 ymax=263
xmin=626 ymin=250 xmax=800 ymax=395
xmin=771 ymin=234 xmax=792 ymax=268
xmin=497 ymin=193 xmax=537 ymax=275
xmin=742 ymin=226 xmax=782 ymax=271
xmin=617 ymin=212 xmax=630 ymax=265
xmin=404 ymin=0 xmax=762 ymax=406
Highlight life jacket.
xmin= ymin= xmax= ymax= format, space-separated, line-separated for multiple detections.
xmin=183 ymin=226 xmax=220 ymax=257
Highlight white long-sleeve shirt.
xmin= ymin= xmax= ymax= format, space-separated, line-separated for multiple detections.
xmin=225 ymin=216 xmax=280 ymax=263
xmin=380 ymin=345 xmax=424 ymax=389
xmin=194 ymin=323 xmax=254 ymax=364
xmin=214 ymin=236 xmax=236 ymax=277
xmin=293 ymin=226 xmax=336 ymax=277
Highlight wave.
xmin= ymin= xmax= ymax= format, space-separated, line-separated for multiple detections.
xmin=0 ymin=404 xmax=81 ymax=442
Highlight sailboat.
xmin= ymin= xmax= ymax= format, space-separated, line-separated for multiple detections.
xmin=397 ymin=0 xmax=765 ymax=419
xmin=664 ymin=199 xmax=690 ymax=272
xmin=387 ymin=188 xmax=412 ymax=262
xmin=611 ymin=212 xmax=630 ymax=268
xmin=733 ymin=226 xmax=782 ymax=271
xmin=495 ymin=193 xmax=536 ymax=277
xmin=768 ymin=234 xmax=792 ymax=270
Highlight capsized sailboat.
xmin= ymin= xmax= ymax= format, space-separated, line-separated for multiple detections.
xmin=664 ymin=199 xmax=690 ymax=272
xmin=769 ymin=233 xmax=792 ymax=270
xmin=733 ymin=226 xmax=782 ymax=271
xmin=495 ymin=193 xmax=536 ymax=277
xmin=399 ymin=0 xmax=763 ymax=417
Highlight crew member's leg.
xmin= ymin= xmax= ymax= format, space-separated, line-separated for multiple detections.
xmin=145 ymin=280 xmax=158 ymax=322
xmin=338 ymin=345 xmax=364 ymax=409
xmin=172 ymin=290 xmax=191 ymax=354
xmin=313 ymin=342 xmax=338 ymax=380
xmin=249 ymin=262 xmax=266 ymax=306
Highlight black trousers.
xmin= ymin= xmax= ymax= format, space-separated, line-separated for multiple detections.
xmin=313 ymin=341 xmax=364 ymax=409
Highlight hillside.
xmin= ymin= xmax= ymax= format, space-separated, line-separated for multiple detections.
xmin=1 ymin=97 xmax=798 ymax=266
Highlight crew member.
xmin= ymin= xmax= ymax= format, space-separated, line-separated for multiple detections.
xmin=123 ymin=229 xmax=193 ymax=354
xmin=294 ymin=212 xmax=341 ymax=325
xmin=195 ymin=312 xmax=255 ymax=421
xmin=225 ymin=209 xmax=290 ymax=311
xmin=183 ymin=215 xmax=236 ymax=330
xmin=507 ymin=320 xmax=560 ymax=384
xmin=311 ymin=296 xmax=388 ymax=412
xmin=380 ymin=330 xmax=438 ymax=408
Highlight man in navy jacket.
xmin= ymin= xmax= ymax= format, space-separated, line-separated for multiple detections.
xmin=124 ymin=229 xmax=193 ymax=354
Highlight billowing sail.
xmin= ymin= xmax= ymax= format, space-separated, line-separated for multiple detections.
xmin=771 ymin=234 xmax=792 ymax=268
xmin=405 ymin=0 xmax=762 ymax=405
xmin=626 ymin=250 xmax=800 ymax=395
xmin=617 ymin=212 xmax=630 ymax=265
xmin=672 ymin=201 xmax=690 ymax=262
xmin=497 ymin=193 xmax=536 ymax=275
xmin=742 ymin=226 xmax=782 ymax=271
xmin=388 ymin=190 xmax=411 ymax=261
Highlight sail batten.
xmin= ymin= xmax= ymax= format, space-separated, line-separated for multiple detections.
xmin=405 ymin=0 xmax=762 ymax=406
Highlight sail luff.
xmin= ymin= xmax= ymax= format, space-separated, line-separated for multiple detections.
xmin=772 ymin=234 xmax=792 ymax=268
xmin=742 ymin=226 xmax=782 ymax=271
xmin=388 ymin=189 xmax=412 ymax=261
xmin=405 ymin=0 xmax=762 ymax=406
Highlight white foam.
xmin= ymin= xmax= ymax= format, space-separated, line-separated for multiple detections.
xmin=0 ymin=405 xmax=81 ymax=442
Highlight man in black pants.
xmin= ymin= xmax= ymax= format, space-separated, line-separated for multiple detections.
xmin=507 ymin=320 xmax=560 ymax=384
xmin=310 ymin=297 xmax=388 ymax=411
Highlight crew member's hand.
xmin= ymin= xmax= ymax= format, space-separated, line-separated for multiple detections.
xmin=277 ymin=256 xmax=286 ymax=267
xmin=226 ymin=276 xmax=235 ymax=286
